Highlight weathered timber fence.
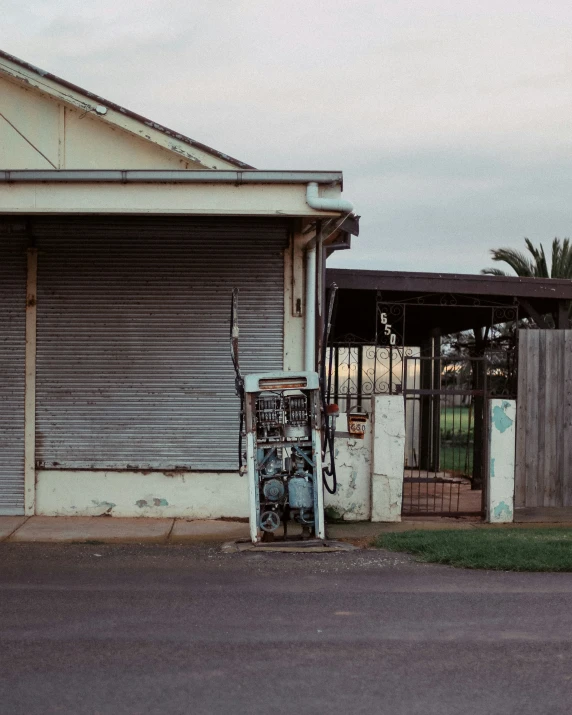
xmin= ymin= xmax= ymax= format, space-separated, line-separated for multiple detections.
xmin=515 ymin=329 xmax=572 ymax=521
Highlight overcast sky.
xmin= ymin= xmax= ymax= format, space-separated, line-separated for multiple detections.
xmin=3 ymin=1 xmax=571 ymax=273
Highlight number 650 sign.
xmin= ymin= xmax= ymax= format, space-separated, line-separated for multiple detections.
xmin=380 ymin=312 xmax=396 ymax=345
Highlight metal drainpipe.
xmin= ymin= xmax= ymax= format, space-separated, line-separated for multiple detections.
xmin=305 ymin=182 xmax=354 ymax=213
xmin=305 ymin=240 xmax=317 ymax=372
xmin=304 ymin=183 xmax=353 ymax=372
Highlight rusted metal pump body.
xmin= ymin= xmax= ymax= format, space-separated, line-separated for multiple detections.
xmin=243 ymin=371 xmax=325 ymax=543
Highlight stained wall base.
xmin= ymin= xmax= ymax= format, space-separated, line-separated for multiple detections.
xmin=35 ymin=470 xmax=250 ymax=519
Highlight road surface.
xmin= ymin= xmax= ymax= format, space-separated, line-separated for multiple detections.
xmin=1 ymin=543 xmax=571 ymax=714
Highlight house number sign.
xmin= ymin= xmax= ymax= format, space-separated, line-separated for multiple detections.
xmin=379 ymin=312 xmax=397 ymax=345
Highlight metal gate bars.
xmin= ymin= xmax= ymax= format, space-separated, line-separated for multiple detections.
xmin=402 ymin=356 xmax=488 ymax=517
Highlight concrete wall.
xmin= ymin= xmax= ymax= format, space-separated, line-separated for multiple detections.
xmin=371 ymin=395 xmax=405 ymax=522
xmin=323 ymin=398 xmax=407 ymax=524
xmin=324 ymin=414 xmax=372 ymax=521
xmin=487 ymin=399 xmax=516 ymax=523
xmin=36 ymin=470 xmax=249 ymax=518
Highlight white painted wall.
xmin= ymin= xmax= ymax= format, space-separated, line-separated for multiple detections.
xmin=487 ymin=399 xmax=516 ymax=523
xmin=371 ymin=395 xmax=405 ymax=522
xmin=0 ymin=77 xmax=203 ymax=170
xmin=324 ymin=414 xmax=372 ymax=521
xmin=36 ymin=470 xmax=249 ymax=518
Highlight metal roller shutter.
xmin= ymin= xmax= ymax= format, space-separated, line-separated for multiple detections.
xmin=0 ymin=224 xmax=26 ymax=514
xmin=35 ymin=216 xmax=286 ymax=470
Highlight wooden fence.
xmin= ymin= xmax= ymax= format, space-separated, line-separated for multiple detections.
xmin=515 ymin=329 xmax=572 ymax=521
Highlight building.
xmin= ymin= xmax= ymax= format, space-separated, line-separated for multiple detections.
xmin=0 ymin=50 xmax=356 ymax=518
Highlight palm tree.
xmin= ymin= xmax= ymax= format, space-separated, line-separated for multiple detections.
xmin=482 ymin=237 xmax=572 ymax=279
xmin=482 ymin=237 xmax=572 ymax=327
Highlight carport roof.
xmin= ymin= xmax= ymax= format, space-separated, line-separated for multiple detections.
xmin=327 ymin=268 xmax=572 ymax=344
xmin=328 ymin=268 xmax=572 ymax=301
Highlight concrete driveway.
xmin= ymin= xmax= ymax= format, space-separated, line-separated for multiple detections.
xmin=1 ymin=543 xmax=571 ymax=715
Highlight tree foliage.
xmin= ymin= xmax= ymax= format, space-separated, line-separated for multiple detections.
xmin=482 ymin=237 xmax=572 ymax=279
xmin=482 ymin=237 xmax=572 ymax=327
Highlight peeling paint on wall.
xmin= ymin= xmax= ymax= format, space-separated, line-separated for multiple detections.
xmin=91 ymin=500 xmax=116 ymax=515
xmin=492 ymin=403 xmax=514 ymax=433
xmin=488 ymin=399 xmax=516 ymax=523
xmin=36 ymin=470 xmax=250 ymax=518
xmin=136 ymin=497 xmax=169 ymax=508
xmin=493 ymin=501 xmax=513 ymax=520
xmin=324 ymin=414 xmax=372 ymax=521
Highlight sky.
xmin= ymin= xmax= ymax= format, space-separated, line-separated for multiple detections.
xmin=2 ymin=0 xmax=572 ymax=274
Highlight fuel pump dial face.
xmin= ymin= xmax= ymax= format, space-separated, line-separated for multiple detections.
xmin=263 ymin=478 xmax=285 ymax=502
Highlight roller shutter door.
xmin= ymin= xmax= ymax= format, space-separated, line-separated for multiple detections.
xmin=35 ymin=216 xmax=286 ymax=470
xmin=0 ymin=226 xmax=26 ymax=514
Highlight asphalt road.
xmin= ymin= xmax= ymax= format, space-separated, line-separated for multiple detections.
xmin=1 ymin=544 xmax=572 ymax=715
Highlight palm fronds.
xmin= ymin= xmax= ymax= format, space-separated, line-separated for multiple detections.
xmin=482 ymin=237 xmax=572 ymax=279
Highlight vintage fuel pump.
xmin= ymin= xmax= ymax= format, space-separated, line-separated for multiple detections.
xmin=243 ymin=371 xmax=325 ymax=542
xmin=231 ymin=289 xmax=337 ymax=543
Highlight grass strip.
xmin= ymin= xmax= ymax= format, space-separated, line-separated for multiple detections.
xmin=374 ymin=527 xmax=572 ymax=571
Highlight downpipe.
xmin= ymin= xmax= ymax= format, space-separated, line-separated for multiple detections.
xmin=304 ymin=243 xmax=317 ymax=371
xmin=303 ymin=183 xmax=353 ymax=501
xmin=304 ymin=183 xmax=353 ymax=370
xmin=306 ymin=181 xmax=354 ymax=213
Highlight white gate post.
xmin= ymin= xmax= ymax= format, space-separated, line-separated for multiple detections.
xmin=487 ymin=399 xmax=516 ymax=523
xmin=371 ymin=395 xmax=405 ymax=522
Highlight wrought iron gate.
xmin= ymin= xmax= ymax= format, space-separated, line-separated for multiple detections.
xmin=402 ymin=356 xmax=489 ymax=517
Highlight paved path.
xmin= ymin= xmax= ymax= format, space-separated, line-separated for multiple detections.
xmin=0 ymin=515 xmax=482 ymax=544
xmin=1 ymin=543 xmax=571 ymax=714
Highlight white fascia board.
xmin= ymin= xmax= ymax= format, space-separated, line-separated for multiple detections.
xmin=0 ymin=181 xmax=346 ymax=217
xmin=0 ymin=53 xmax=246 ymax=170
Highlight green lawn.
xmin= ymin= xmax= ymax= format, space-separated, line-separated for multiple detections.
xmin=440 ymin=405 xmax=472 ymax=435
xmin=374 ymin=528 xmax=572 ymax=571
xmin=440 ymin=405 xmax=473 ymax=474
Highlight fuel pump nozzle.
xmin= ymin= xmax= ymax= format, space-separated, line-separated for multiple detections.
xmin=230 ymin=288 xmax=246 ymax=475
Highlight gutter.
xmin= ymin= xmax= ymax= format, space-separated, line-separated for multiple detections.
xmin=0 ymin=170 xmax=344 ymax=185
